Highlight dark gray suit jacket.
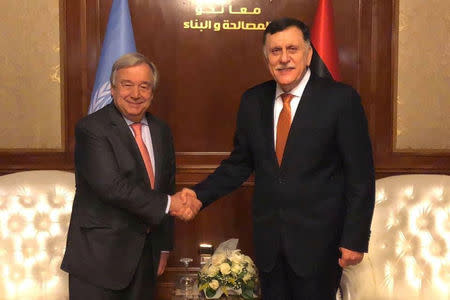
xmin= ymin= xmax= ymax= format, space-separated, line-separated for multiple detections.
xmin=194 ymin=75 xmax=375 ymax=276
xmin=61 ymin=103 xmax=175 ymax=289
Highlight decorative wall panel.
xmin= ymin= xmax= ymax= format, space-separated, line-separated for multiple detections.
xmin=0 ymin=0 xmax=62 ymax=150
xmin=395 ymin=0 xmax=450 ymax=151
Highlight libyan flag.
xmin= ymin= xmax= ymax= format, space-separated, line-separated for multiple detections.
xmin=310 ymin=0 xmax=341 ymax=81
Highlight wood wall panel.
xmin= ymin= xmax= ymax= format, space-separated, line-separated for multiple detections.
xmin=0 ymin=0 xmax=449 ymax=298
xmin=1 ymin=1 xmax=447 ymax=173
xmin=370 ymin=0 xmax=450 ymax=176
xmin=111 ymin=0 xmax=359 ymax=154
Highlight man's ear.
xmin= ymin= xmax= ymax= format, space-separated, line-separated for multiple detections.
xmin=306 ymin=46 xmax=313 ymax=66
xmin=262 ymin=47 xmax=270 ymax=70
xmin=110 ymin=84 xmax=116 ymax=98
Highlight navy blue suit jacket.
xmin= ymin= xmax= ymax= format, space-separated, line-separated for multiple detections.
xmin=194 ymin=75 xmax=375 ymax=276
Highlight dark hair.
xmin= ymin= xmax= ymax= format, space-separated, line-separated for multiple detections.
xmin=263 ymin=17 xmax=310 ymax=45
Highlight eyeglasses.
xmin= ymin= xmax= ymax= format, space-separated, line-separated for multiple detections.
xmin=118 ymin=81 xmax=152 ymax=93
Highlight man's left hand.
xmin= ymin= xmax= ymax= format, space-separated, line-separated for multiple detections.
xmin=338 ymin=247 xmax=364 ymax=267
xmin=157 ymin=252 xmax=170 ymax=276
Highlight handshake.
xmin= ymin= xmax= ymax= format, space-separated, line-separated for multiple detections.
xmin=169 ymin=188 xmax=202 ymax=221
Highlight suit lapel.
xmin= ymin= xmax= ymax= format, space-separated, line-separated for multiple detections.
xmin=281 ymin=76 xmax=315 ymax=167
xmin=107 ymin=104 xmax=152 ymax=188
xmin=259 ymin=81 xmax=279 ymax=168
xmin=146 ymin=113 xmax=162 ymax=190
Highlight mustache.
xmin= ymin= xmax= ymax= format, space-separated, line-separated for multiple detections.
xmin=125 ymin=99 xmax=146 ymax=104
xmin=275 ymin=66 xmax=295 ymax=71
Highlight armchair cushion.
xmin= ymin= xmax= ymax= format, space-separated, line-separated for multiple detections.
xmin=0 ymin=170 xmax=75 ymax=300
xmin=339 ymin=174 xmax=449 ymax=300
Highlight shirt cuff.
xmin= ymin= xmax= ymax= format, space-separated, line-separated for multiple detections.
xmin=165 ymin=195 xmax=171 ymax=214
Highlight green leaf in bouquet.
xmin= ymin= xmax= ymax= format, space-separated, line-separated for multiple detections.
xmin=246 ymin=280 xmax=255 ymax=289
xmin=205 ymin=287 xmax=216 ymax=298
xmin=237 ymin=271 xmax=245 ymax=280
xmin=241 ymin=288 xmax=255 ymax=300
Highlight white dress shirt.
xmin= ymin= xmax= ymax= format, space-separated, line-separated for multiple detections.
xmin=273 ymin=69 xmax=311 ymax=145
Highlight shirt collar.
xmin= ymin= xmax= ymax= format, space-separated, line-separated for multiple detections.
xmin=275 ymin=68 xmax=311 ymax=100
xmin=123 ymin=115 xmax=149 ymax=126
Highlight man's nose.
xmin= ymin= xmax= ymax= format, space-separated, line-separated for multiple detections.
xmin=280 ymin=49 xmax=290 ymax=63
xmin=130 ymin=85 xmax=140 ymax=98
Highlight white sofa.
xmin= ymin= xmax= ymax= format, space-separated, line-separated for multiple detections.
xmin=0 ymin=171 xmax=74 ymax=300
xmin=340 ymin=174 xmax=449 ymax=300
xmin=0 ymin=171 xmax=448 ymax=299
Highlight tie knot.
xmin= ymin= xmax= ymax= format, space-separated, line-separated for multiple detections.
xmin=130 ymin=122 xmax=142 ymax=137
xmin=281 ymin=93 xmax=294 ymax=104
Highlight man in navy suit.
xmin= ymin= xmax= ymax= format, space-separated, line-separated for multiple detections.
xmin=185 ymin=18 xmax=375 ymax=299
xmin=61 ymin=53 xmax=201 ymax=299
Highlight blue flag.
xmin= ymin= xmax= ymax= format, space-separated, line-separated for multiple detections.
xmin=88 ymin=0 xmax=136 ymax=114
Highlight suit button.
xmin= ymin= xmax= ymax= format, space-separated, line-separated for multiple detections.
xmin=278 ymin=178 xmax=286 ymax=184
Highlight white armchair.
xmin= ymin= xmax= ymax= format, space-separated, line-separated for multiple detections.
xmin=0 ymin=170 xmax=74 ymax=300
xmin=339 ymin=174 xmax=449 ymax=300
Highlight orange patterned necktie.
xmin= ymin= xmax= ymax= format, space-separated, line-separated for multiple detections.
xmin=131 ymin=123 xmax=155 ymax=189
xmin=276 ymin=93 xmax=294 ymax=166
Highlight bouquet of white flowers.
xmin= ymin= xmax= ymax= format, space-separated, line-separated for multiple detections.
xmin=198 ymin=239 xmax=259 ymax=299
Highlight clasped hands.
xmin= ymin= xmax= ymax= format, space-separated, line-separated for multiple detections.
xmin=169 ymin=188 xmax=201 ymax=221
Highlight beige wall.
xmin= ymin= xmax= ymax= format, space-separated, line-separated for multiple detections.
xmin=0 ymin=1 xmax=62 ymax=150
xmin=395 ymin=0 xmax=450 ymax=151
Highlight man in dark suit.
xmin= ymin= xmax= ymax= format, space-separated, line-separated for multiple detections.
xmin=61 ymin=53 xmax=201 ymax=299
xmin=184 ymin=18 xmax=375 ymax=299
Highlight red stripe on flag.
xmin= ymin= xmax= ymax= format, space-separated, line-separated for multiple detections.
xmin=311 ymin=0 xmax=341 ymax=81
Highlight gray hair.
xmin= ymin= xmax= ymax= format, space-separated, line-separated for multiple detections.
xmin=110 ymin=52 xmax=159 ymax=90
xmin=262 ymin=18 xmax=311 ymax=58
